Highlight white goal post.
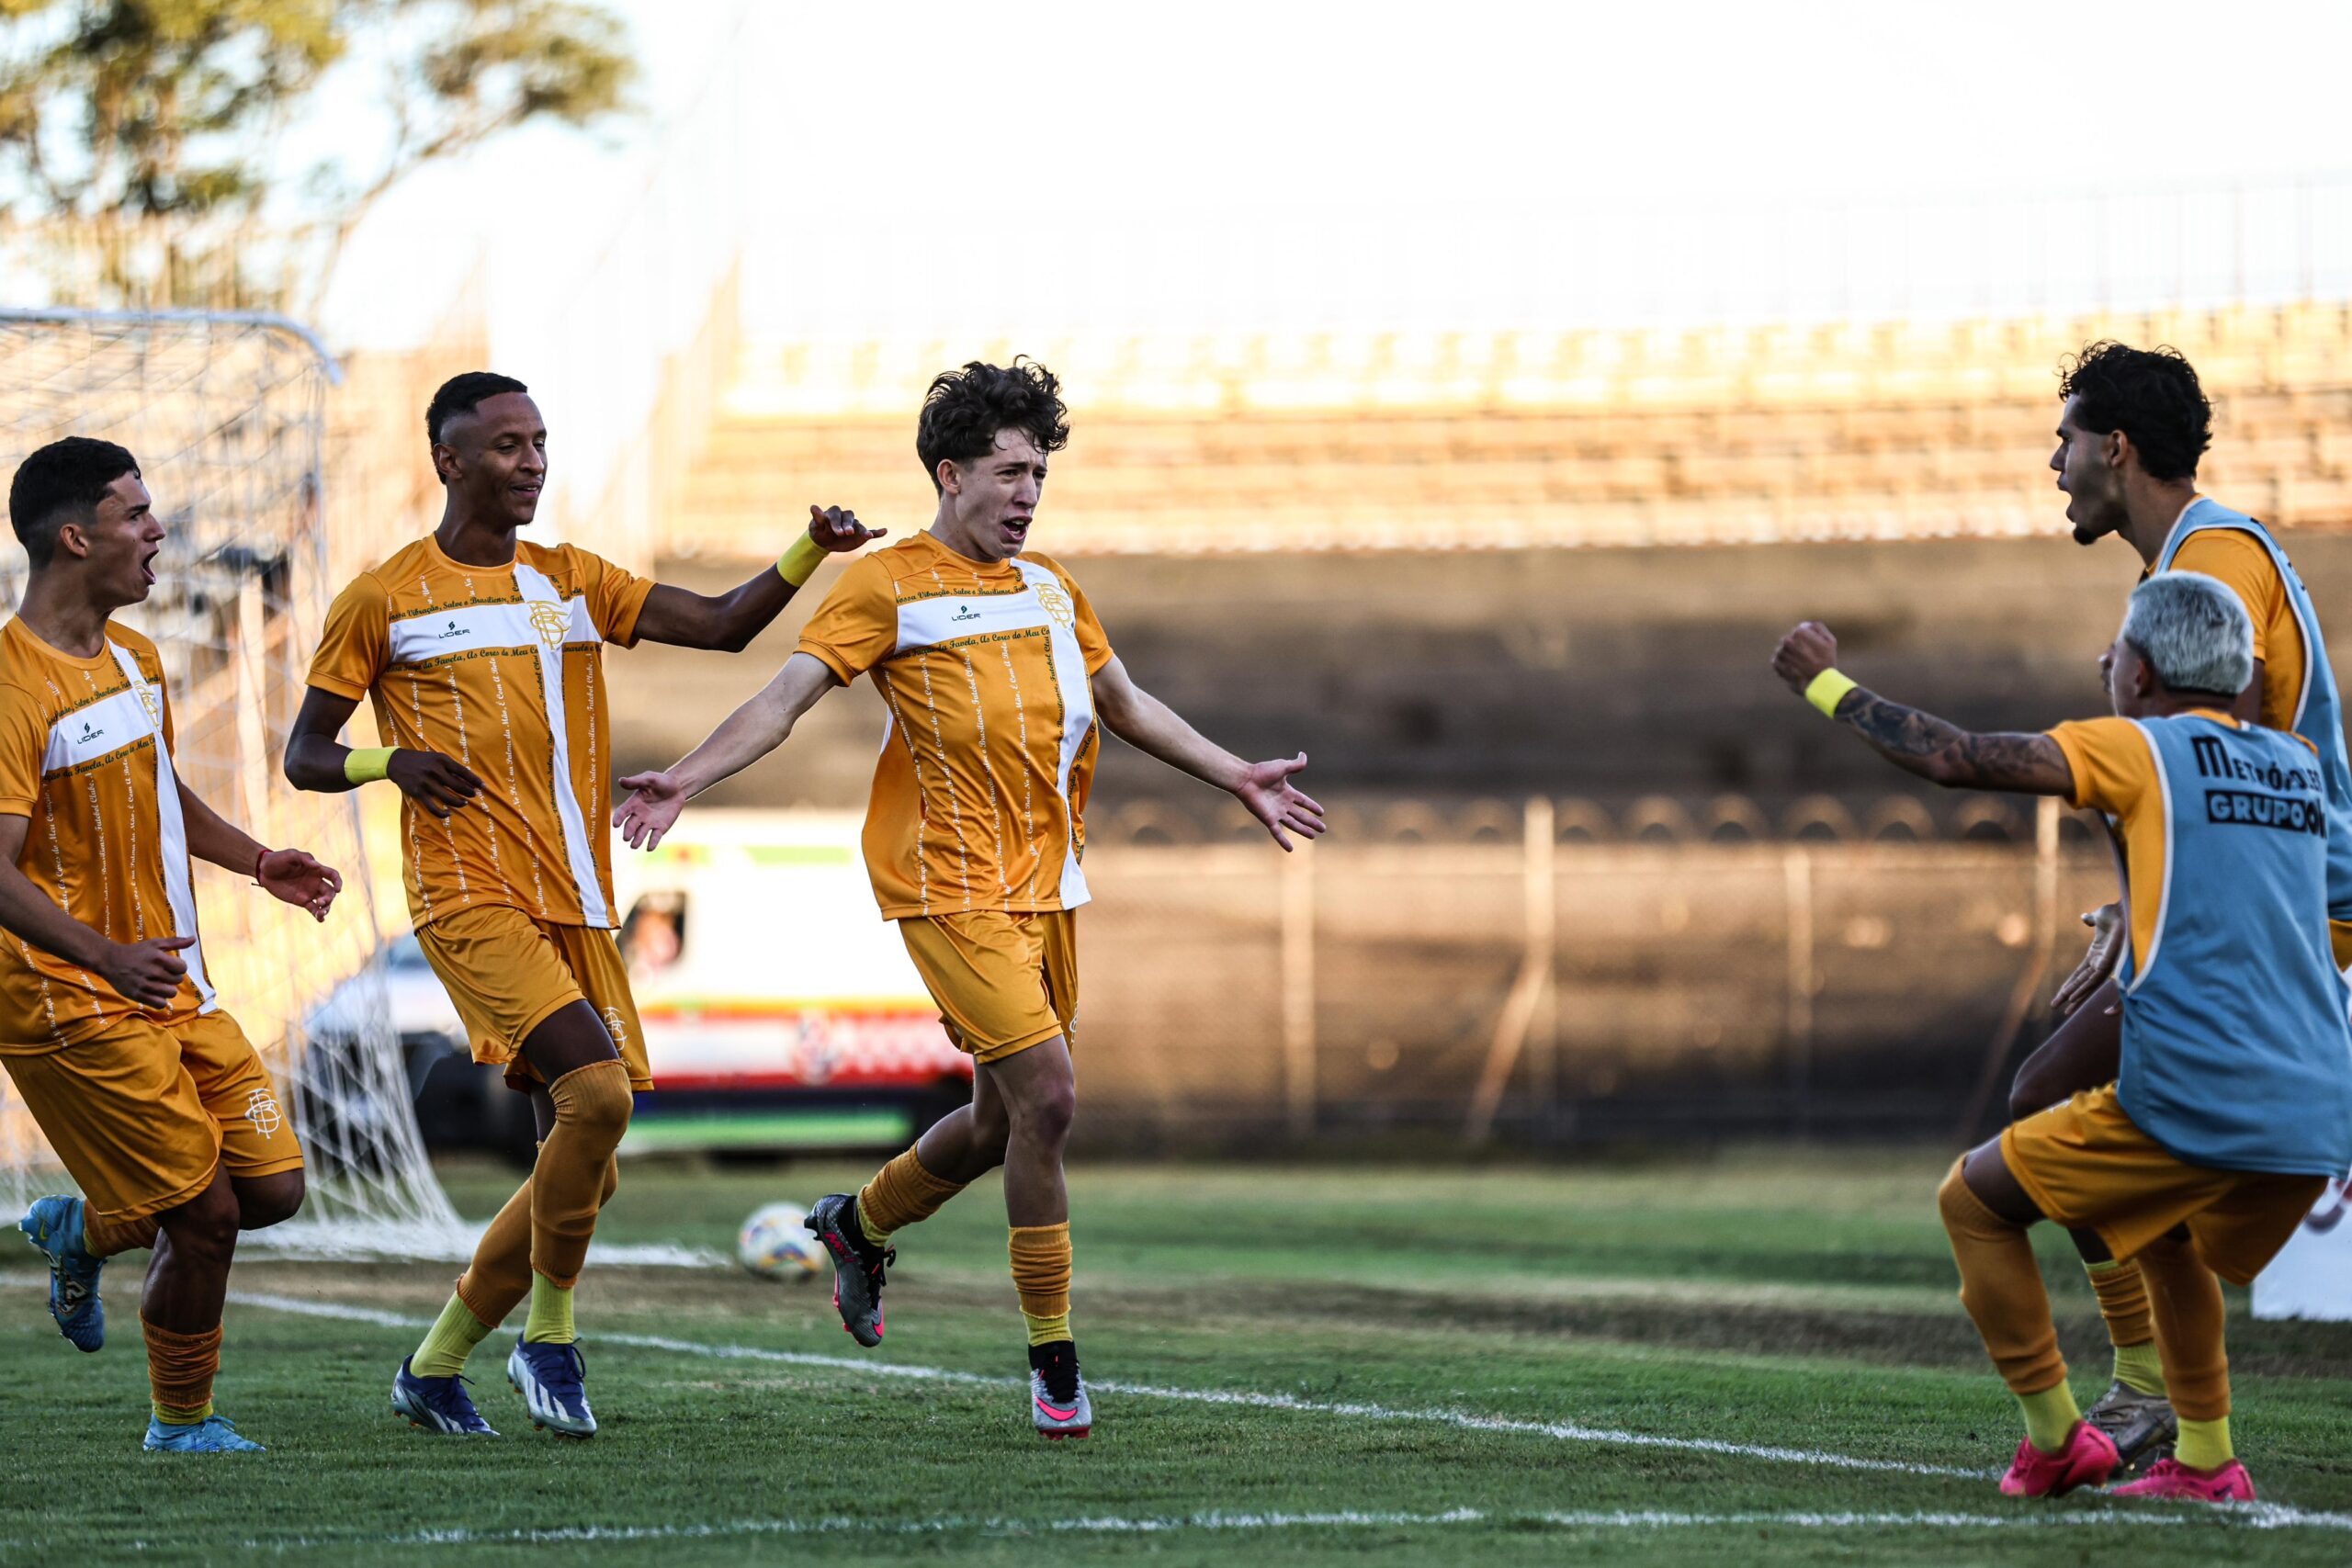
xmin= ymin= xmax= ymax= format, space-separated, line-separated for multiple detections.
xmin=0 ymin=307 xmax=470 ymax=1257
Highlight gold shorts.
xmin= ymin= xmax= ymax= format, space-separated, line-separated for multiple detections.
xmin=0 ymin=1009 xmax=301 ymax=1223
xmin=416 ymin=905 xmax=649 ymax=1091
xmin=2330 ymin=919 xmax=2352 ymax=971
xmin=2003 ymin=1084 xmax=2324 ymax=1286
xmin=897 ymin=910 xmax=1077 ymax=1065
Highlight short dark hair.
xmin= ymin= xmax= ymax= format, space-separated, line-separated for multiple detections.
xmin=8 ymin=437 xmax=141 ymax=568
xmin=425 ymin=371 xmax=530 ymax=447
xmin=916 ymin=359 xmax=1069 ymax=494
xmin=2058 ymin=341 xmax=2212 ymax=483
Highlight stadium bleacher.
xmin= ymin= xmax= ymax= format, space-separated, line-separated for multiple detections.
xmin=680 ymin=304 xmax=2352 ymax=555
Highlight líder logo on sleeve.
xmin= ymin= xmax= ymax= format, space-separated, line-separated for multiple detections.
xmin=529 ymin=604 xmax=571 ymax=648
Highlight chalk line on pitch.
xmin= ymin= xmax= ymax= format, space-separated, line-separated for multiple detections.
xmin=230 ymin=1289 xmax=1983 ymax=1480
xmin=220 ymin=1503 xmax=2352 ymax=1552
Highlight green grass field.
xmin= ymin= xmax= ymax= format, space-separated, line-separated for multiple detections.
xmin=6 ymin=1147 xmax=2352 ymax=1566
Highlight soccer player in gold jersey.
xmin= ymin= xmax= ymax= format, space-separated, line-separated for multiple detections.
xmin=5 ymin=437 xmax=343 ymax=1451
xmin=615 ymin=359 xmax=1325 ymax=1438
xmin=285 ymin=372 xmax=876 ymax=1438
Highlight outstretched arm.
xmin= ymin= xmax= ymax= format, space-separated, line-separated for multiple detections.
xmin=174 ymin=780 xmax=340 ymax=920
xmin=613 ymin=652 xmax=842 ymax=850
xmin=632 ymin=506 xmax=885 ymax=652
xmin=1089 ymin=656 xmax=1326 ymax=850
xmin=1771 ymin=621 xmax=2075 ymax=795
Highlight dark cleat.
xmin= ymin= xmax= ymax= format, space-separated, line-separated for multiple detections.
xmin=806 ymin=1193 xmax=893 ymax=1348
xmin=2084 ymin=1380 xmax=2177 ymax=1477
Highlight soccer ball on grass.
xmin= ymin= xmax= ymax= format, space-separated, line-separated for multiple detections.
xmin=737 ymin=1201 xmax=826 ymax=1281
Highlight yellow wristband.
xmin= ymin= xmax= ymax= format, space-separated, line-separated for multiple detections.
xmin=344 ymin=747 xmax=395 ymax=785
xmin=777 ymin=535 xmax=829 ymax=588
xmin=1804 ymin=669 xmax=1859 ymax=717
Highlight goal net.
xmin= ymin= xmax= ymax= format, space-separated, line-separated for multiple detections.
xmin=0 ymin=309 xmax=469 ymax=1257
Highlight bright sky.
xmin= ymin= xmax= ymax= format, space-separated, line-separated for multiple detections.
xmin=322 ymin=0 xmax=2352 ymax=347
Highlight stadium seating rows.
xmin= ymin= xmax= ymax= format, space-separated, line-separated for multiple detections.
xmin=683 ymin=305 xmax=2352 ymax=554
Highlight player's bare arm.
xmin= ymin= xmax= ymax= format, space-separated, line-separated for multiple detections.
xmin=612 ymin=650 xmax=842 ymax=851
xmin=630 ymin=506 xmax=884 ymax=652
xmin=1772 ymin=621 xmax=2075 ymax=795
xmin=283 ymin=687 xmax=485 ymax=818
xmin=1087 ymin=655 xmax=1327 ymax=851
xmin=172 ymin=778 xmax=341 ymax=922
xmin=0 ymin=813 xmax=191 ymax=1007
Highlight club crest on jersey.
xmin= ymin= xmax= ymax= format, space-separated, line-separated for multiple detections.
xmin=245 ymin=1087 xmax=284 ymax=1139
xmin=134 ymin=684 xmax=161 ymax=730
xmin=530 ymin=604 xmax=571 ymax=648
xmin=1034 ymin=581 xmax=1076 ymax=633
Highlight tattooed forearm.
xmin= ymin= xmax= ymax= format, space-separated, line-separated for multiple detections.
xmin=1830 ymin=690 xmax=2074 ymax=794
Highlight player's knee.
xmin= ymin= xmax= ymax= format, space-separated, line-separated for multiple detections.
xmin=1012 ymin=1079 xmax=1077 ymax=1148
xmin=552 ymin=1062 xmax=634 ymax=1146
xmin=165 ymin=1183 xmax=243 ymax=1258
xmin=237 ymin=1169 xmax=306 ymax=1231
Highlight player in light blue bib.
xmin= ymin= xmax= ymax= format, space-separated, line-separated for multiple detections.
xmin=1773 ymin=570 xmax=2352 ymax=1505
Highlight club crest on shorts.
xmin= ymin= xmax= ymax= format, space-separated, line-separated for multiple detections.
xmin=1034 ymin=581 xmax=1076 ymax=633
xmin=529 ymin=602 xmax=571 ymax=648
xmin=603 ymin=1005 xmax=629 ymax=1051
xmin=244 ymin=1087 xmax=284 ymax=1138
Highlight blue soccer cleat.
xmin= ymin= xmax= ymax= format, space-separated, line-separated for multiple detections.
xmin=506 ymin=1337 xmax=595 ymax=1438
xmin=143 ymin=1414 xmax=266 ymax=1452
xmin=391 ymin=1356 xmax=499 ymax=1436
xmin=18 ymin=1195 xmax=105 ymax=1352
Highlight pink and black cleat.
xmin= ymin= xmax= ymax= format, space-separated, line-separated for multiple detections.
xmin=1998 ymin=1420 xmax=2119 ymax=1498
xmin=1029 ymin=1340 xmax=1092 ymax=1440
xmin=805 ymin=1193 xmax=892 ymax=1348
xmin=2112 ymin=1457 xmax=2256 ymax=1502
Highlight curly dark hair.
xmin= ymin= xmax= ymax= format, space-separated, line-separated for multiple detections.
xmin=8 ymin=436 xmax=140 ymax=568
xmin=916 ymin=359 xmax=1069 ymax=494
xmin=2057 ymin=341 xmax=2211 ymax=483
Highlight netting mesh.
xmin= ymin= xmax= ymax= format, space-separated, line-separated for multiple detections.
xmin=0 ymin=310 xmax=468 ymax=1256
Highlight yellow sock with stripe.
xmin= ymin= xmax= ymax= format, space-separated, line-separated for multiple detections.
xmin=412 ymin=1291 xmax=499 ymax=1378
xmin=2017 ymin=1381 xmax=2084 ymax=1455
xmin=2176 ymin=1415 xmax=2233 ymax=1471
xmin=856 ymin=1145 xmax=967 ymax=1248
xmin=523 ymin=1271 xmax=576 ymax=1345
xmin=2083 ymin=1258 xmax=2165 ymax=1396
xmin=1010 ymin=1222 xmax=1073 ymax=1347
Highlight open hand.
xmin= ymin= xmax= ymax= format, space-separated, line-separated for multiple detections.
xmin=258 ymin=847 xmax=342 ymax=922
xmin=98 ymin=934 xmax=194 ymax=1009
xmin=388 ymin=749 xmax=483 ymax=818
xmin=1236 ymin=752 xmax=1326 ymax=852
xmin=614 ymin=770 xmax=690 ymax=852
xmin=1772 ymin=622 xmax=1839 ymax=694
xmin=2052 ymin=902 xmax=2126 ymax=1015
xmin=810 ymin=504 xmax=887 ymax=554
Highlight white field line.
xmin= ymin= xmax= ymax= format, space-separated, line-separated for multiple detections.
xmin=229 ymin=1289 xmax=1981 ymax=1480
xmin=222 ymin=1504 xmax=2352 ymax=1552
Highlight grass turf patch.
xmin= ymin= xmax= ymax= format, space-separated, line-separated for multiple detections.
xmin=3 ymin=1148 xmax=2349 ymax=1566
